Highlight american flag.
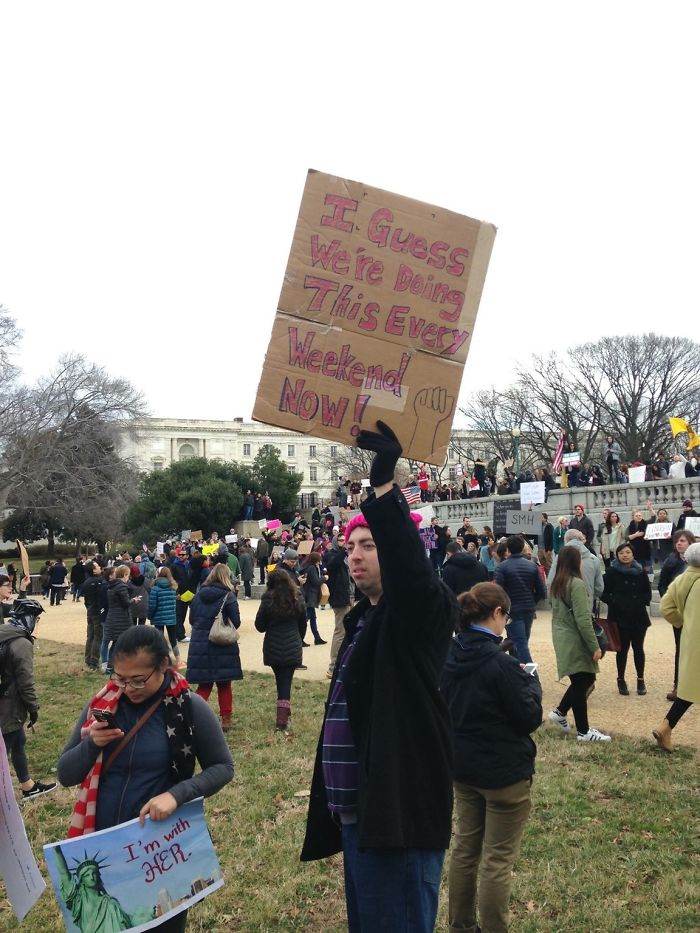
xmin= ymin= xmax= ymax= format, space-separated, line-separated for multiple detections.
xmin=400 ymin=484 xmax=421 ymax=505
xmin=551 ymin=431 xmax=566 ymax=473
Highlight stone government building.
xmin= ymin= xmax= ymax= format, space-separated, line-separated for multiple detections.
xmin=119 ymin=417 xmax=485 ymax=505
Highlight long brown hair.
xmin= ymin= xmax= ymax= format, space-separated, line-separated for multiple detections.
xmin=157 ymin=566 xmax=178 ymax=590
xmin=266 ymin=568 xmax=301 ymax=616
xmin=550 ymin=546 xmax=582 ymax=599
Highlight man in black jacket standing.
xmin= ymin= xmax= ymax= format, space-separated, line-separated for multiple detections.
xmin=324 ymin=532 xmax=352 ymax=679
xmin=569 ymin=504 xmax=595 ymax=550
xmin=80 ymin=561 xmax=106 ymax=671
xmin=302 ymin=422 xmax=458 ymax=931
xmin=442 ymin=541 xmax=488 ymax=597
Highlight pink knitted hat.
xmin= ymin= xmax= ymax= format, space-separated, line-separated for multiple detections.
xmin=345 ymin=510 xmax=423 ymax=540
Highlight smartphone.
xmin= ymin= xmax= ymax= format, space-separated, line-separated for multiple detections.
xmin=522 ymin=663 xmax=538 ymax=676
xmin=90 ymin=709 xmax=120 ymax=729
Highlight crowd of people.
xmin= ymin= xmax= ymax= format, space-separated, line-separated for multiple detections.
xmin=1 ymin=442 xmax=698 ymax=931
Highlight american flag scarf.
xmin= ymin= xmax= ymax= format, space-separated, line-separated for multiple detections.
xmin=551 ymin=431 xmax=566 ymax=473
xmin=67 ymin=669 xmax=194 ymax=837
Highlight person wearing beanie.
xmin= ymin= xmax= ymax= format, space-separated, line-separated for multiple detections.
xmin=0 ymin=596 xmax=57 ymax=799
xmin=677 ymin=499 xmax=699 ymax=531
xmin=569 ymin=504 xmax=595 ymax=550
xmin=301 ymin=422 xmax=459 ymax=932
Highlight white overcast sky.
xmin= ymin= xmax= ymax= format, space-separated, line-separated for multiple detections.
xmin=2 ymin=2 xmax=699 ymax=428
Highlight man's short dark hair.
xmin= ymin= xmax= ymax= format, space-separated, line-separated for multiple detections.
xmin=496 ymin=540 xmax=509 ymax=560
xmin=446 ymin=541 xmax=461 ymax=556
xmin=506 ymin=535 xmax=525 ymax=554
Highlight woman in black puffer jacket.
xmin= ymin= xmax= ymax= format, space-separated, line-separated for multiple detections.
xmin=254 ymin=569 xmax=306 ymax=731
xmin=102 ymin=565 xmax=133 ymax=671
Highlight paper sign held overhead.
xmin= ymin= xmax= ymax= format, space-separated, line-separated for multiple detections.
xmin=253 ymin=170 xmax=496 ymax=464
xmin=519 ymin=482 xmax=546 ymax=506
xmin=684 ymin=516 xmax=700 ymax=536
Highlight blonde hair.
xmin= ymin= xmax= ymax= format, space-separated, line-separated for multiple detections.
xmin=114 ymin=565 xmax=131 ymax=580
xmin=202 ymin=562 xmax=236 ymax=591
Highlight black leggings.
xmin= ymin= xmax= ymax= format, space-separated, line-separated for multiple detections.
xmin=155 ymin=625 xmax=179 ymax=653
xmin=272 ymin=666 xmax=295 ymax=701
xmin=556 ymin=672 xmax=596 ymax=735
xmin=616 ymin=629 xmax=647 ymax=679
xmin=667 ymin=698 xmax=692 ymax=728
xmin=3 ymin=728 xmax=30 ymax=783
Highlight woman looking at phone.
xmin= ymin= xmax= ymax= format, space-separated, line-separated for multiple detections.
xmin=57 ymin=626 xmax=233 ymax=932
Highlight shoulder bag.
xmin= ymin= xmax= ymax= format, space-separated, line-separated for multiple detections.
xmin=209 ymin=593 xmax=239 ymax=646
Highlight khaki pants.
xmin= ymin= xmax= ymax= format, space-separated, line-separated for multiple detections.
xmin=449 ymin=779 xmax=532 ymax=933
xmin=541 ymin=549 xmax=553 ymax=574
xmin=328 ymin=605 xmax=351 ymax=675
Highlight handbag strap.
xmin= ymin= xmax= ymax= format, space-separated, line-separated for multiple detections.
xmin=102 ymin=696 xmax=163 ymax=776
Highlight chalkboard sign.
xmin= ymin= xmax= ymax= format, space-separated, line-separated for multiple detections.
xmin=493 ymin=499 xmax=514 ymax=536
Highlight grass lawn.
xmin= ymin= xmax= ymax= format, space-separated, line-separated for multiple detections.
xmin=1 ymin=641 xmax=698 ymax=932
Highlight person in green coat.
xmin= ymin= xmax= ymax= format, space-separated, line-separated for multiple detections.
xmin=547 ymin=546 xmax=611 ymax=742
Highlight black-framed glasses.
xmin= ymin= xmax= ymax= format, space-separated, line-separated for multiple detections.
xmin=109 ymin=666 xmax=158 ymax=690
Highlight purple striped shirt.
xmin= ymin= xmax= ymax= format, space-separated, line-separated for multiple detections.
xmin=322 ymin=617 xmax=366 ymax=813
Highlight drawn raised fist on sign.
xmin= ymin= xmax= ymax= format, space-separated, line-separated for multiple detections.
xmin=409 ymin=386 xmax=455 ymax=455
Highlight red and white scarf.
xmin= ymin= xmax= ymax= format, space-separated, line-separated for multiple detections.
xmin=67 ymin=669 xmax=192 ymax=837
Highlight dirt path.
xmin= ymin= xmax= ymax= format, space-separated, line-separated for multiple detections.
xmin=37 ymin=596 xmax=699 ymax=749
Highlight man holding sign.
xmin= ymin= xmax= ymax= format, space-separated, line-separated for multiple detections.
xmin=301 ymin=422 xmax=458 ymax=931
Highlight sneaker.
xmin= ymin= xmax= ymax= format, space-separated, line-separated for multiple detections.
xmin=295 ymin=664 xmax=308 ymax=670
xmin=547 ymin=710 xmax=570 ymax=732
xmin=178 ymin=637 xmax=190 ymax=644
xmin=577 ymin=728 xmax=612 ymax=742
xmin=22 ymin=781 xmax=57 ymax=801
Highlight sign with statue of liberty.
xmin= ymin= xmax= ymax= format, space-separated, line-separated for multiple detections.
xmin=43 ymin=798 xmax=222 ymax=932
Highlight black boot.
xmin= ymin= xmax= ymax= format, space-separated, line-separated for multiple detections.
xmin=617 ymin=678 xmax=629 ymax=696
xmin=637 ymin=678 xmax=647 ymax=696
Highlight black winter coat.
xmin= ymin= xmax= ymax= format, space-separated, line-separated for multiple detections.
xmin=301 ymin=485 xmax=458 ymax=861
xmin=440 ymin=628 xmax=542 ymax=788
xmin=104 ymin=579 xmax=132 ymax=640
xmin=602 ymin=562 xmax=651 ymax=632
xmin=324 ymin=547 xmax=351 ymax=607
xmin=658 ymin=553 xmax=687 ymax=598
xmin=255 ymin=592 xmax=306 ymax=668
xmin=81 ymin=575 xmax=106 ymax=614
xmin=442 ymin=552 xmax=488 ymax=597
xmin=302 ymin=563 xmax=322 ymax=609
xmin=186 ymin=584 xmax=243 ymax=683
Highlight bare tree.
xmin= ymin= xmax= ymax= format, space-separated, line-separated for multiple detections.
xmin=459 ymin=389 xmax=537 ymax=468
xmin=1 ymin=354 xmax=147 ymax=545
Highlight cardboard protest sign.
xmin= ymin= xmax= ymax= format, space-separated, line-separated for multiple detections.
xmin=627 ymin=466 xmax=646 ymax=484
xmin=15 ymin=540 xmax=30 ymax=578
xmin=297 ymin=540 xmax=313 ymax=555
xmin=519 ymin=482 xmax=546 ymax=506
xmin=684 ymin=516 xmax=700 ymax=537
xmin=253 ymin=169 xmax=496 ymax=464
xmin=0 ymin=734 xmax=46 ymax=921
xmin=506 ymin=510 xmax=541 ymax=535
xmin=644 ymin=522 xmax=674 ymax=540
xmin=44 ymin=798 xmax=222 ymax=933
xmin=189 ymin=531 xmax=203 ymax=542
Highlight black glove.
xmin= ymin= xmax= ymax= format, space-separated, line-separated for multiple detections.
xmin=356 ymin=421 xmax=403 ymax=488
xmin=29 ymin=710 xmax=38 ymax=725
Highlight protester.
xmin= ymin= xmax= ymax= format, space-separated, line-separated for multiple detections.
xmin=148 ymin=567 xmax=185 ymax=669
xmin=57 ymin=625 xmax=234 ymax=931
xmin=677 ymin=499 xmax=699 ymax=530
xmin=301 ymin=421 xmax=458 ymax=932
xmin=39 ymin=560 xmax=52 ymax=599
xmin=301 ymin=551 xmax=328 ymax=646
xmin=569 ymin=504 xmax=595 ymax=549
xmin=101 ymin=565 xmax=133 ymax=673
xmin=547 ymin=529 xmax=604 ymax=612
xmin=442 ymin=539 xmax=488 ymax=597
xmin=238 ymin=541 xmax=255 ymax=600
xmin=441 ymin=582 xmax=542 ymax=933
xmin=494 ymin=535 xmax=547 ymax=664
xmin=80 ymin=561 xmax=107 ymax=670
xmin=553 ymin=516 xmax=568 ymax=555
xmin=604 ymin=435 xmax=622 ymax=483
xmin=626 ymin=509 xmax=653 ymax=574
xmin=602 ymin=543 xmax=652 ymax=696
xmin=539 ymin=512 xmax=554 ymax=572
xmin=653 ymin=542 xmax=700 ymax=752
xmin=70 ymin=556 xmax=86 ymax=602
xmin=548 ymin=546 xmax=611 ymax=742
xmin=127 ymin=572 xmax=149 ymax=625
xmin=600 ymin=511 xmax=624 ymax=567
xmin=324 ymin=531 xmax=352 ymax=679
xmin=658 ymin=530 xmax=695 ymax=700
xmin=186 ymin=562 xmax=242 ymax=732
xmin=254 ymin=568 xmax=306 ymax=731
xmin=256 ymin=535 xmax=270 ymax=585
xmin=0 ymin=596 xmax=58 ymax=799
xmin=49 ymin=558 xmax=68 ymax=605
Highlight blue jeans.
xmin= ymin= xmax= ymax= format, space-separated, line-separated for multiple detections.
xmin=341 ymin=822 xmax=444 ymax=932
xmin=506 ymin=612 xmax=535 ymax=664
xmin=243 ymin=506 xmax=254 ymax=520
